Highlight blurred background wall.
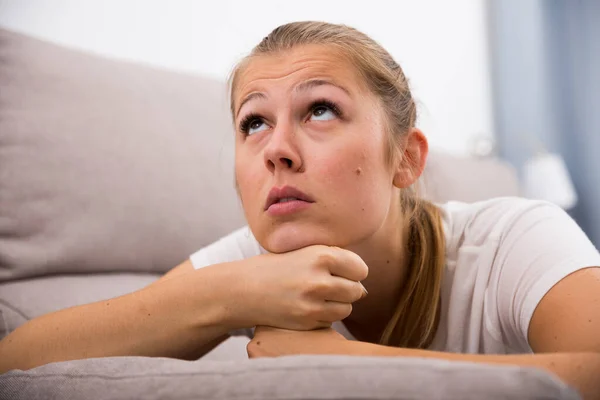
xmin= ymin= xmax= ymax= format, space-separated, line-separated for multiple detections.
xmin=0 ymin=0 xmax=494 ymax=156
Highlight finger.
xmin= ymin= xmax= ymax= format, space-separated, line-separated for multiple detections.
xmin=321 ymin=276 xmax=368 ymax=303
xmin=319 ymin=300 xmax=353 ymax=322
xmin=247 ymin=340 xmax=268 ymax=358
xmin=322 ymin=247 xmax=369 ymax=282
xmin=314 ymin=320 xmax=333 ymax=329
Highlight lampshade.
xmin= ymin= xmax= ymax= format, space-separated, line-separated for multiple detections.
xmin=523 ymin=152 xmax=578 ymax=210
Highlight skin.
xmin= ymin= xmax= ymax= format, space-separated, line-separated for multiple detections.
xmin=233 ymin=44 xmax=427 ymax=338
xmin=234 ymin=44 xmax=600 ymax=399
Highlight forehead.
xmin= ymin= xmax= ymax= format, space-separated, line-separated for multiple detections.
xmin=235 ymin=45 xmax=368 ymax=102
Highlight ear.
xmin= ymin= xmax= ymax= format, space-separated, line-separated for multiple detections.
xmin=392 ymin=128 xmax=429 ymax=188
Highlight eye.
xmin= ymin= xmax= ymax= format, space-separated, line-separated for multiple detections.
xmin=247 ymin=119 xmax=268 ymax=135
xmin=311 ymin=106 xmax=336 ymax=121
xmin=308 ymin=100 xmax=342 ymax=122
xmin=239 ymin=114 xmax=269 ymax=136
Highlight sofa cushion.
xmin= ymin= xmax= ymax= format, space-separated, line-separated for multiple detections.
xmin=0 ymin=28 xmax=247 ymax=282
xmin=0 ymin=354 xmax=580 ymax=400
xmin=0 ymin=327 xmax=578 ymax=398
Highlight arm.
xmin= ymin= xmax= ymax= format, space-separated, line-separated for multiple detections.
xmin=365 ymin=343 xmax=599 ymax=400
xmin=342 ymin=342 xmax=600 ymax=400
xmin=249 ymin=328 xmax=600 ymax=400
xmin=0 ymin=244 xmax=369 ymax=373
xmin=249 ymin=267 xmax=600 ymax=400
xmin=0 ymin=260 xmax=241 ymax=373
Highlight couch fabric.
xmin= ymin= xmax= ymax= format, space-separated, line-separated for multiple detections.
xmin=0 ymin=28 xmax=245 ymax=282
xmin=1 ymin=355 xmax=580 ymax=400
xmin=0 ymin=28 xmax=569 ymax=400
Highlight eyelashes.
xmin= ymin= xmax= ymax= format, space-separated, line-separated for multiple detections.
xmin=239 ymin=112 xmax=263 ymax=135
xmin=238 ymin=99 xmax=343 ymax=135
xmin=311 ymin=99 xmax=342 ymax=119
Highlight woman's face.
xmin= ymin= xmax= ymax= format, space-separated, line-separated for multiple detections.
xmin=233 ymin=44 xmax=399 ymax=253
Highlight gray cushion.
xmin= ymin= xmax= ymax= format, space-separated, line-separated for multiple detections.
xmin=0 ymin=355 xmax=580 ymax=400
xmin=0 ymin=28 xmax=245 ymax=282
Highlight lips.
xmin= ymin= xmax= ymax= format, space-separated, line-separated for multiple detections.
xmin=264 ymin=185 xmax=315 ymax=211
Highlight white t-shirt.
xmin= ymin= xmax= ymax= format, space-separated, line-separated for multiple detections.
xmin=189 ymin=197 xmax=600 ymax=355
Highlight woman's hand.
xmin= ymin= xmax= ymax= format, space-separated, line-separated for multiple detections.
xmin=230 ymin=245 xmax=368 ymax=331
xmin=247 ymin=326 xmax=348 ymax=358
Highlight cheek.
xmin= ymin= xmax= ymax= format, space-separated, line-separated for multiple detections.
xmin=234 ymin=155 xmax=261 ymax=205
xmin=316 ymin=145 xmax=388 ymax=210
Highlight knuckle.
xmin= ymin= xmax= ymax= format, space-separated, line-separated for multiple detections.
xmin=299 ymin=303 xmax=321 ymax=319
xmin=315 ymin=247 xmax=337 ymax=269
xmin=304 ymin=278 xmax=330 ymax=297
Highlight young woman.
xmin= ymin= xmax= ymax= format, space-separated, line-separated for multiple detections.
xmin=1 ymin=21 xmax=599 ymax=399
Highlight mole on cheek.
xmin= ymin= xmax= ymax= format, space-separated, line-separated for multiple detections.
xmin=355 ymin=167 xmax=362 ymax=176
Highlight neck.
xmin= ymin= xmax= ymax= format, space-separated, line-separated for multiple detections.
xmin=343 ymin=194 xmax=409 ymax=342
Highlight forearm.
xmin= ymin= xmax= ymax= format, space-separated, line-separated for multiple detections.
xmin=332 ymin=342 xmax=600 ymax=400
xmin=0 ymin=263 xmax=238 ymax=373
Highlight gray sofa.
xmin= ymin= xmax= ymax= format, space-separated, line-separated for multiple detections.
xmin=0 ymin=29 xmax=579 ymax=399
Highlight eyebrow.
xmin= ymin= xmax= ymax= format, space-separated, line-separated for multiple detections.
xmin=236 ymin=92 xmax=267 ymax=118
xmin=235 ymin=79 xmax=351 ymax=118
xmin=294 ymin=79 xmax=351 ymax=97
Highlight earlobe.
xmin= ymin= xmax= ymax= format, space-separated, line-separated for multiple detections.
xmin=392 ymin=128 xmax=429 ymax=189
xmin=392 ymin=167 xmax=414 ymax=189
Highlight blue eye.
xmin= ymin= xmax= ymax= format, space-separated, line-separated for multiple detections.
xmin=311 ymin=106 xmax=337 ymax=121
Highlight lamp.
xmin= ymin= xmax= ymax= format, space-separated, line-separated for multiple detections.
xmin=523 ymin=151 xmax=578 ymax=210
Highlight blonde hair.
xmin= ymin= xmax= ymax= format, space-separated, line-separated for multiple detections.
xmin=229 ymin=21 xmax=446 ymax=349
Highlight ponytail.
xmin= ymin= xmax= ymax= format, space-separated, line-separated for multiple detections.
xmin=379 ymin=195 xmax=446 ymax=349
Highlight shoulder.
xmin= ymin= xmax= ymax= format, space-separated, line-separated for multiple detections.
xmin=433 ymin=197 xmax=599 ymax=353
xmin=437 ymin=196 xmax=566 ymax=247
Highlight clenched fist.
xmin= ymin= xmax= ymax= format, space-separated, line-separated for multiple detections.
xmin=229 ymin=245 xmax=368 ymax=331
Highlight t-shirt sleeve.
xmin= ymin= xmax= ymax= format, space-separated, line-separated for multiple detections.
xmin=189 ymin=225 xmax=265 ymax=338
xmin=189 ymin=225 xmax=265 ymax=269
xmin=493 ymin=200 xmax=600 ymax=351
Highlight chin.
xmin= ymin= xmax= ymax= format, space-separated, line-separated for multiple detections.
xmin=261 ymin=223 xmax=337 ymax=253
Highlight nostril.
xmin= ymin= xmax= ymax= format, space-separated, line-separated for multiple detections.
xmin=281 ymin=158 xmax=292 ymax=168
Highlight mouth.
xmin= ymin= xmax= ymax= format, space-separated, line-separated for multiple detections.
xmin=264 ymin=185 xmax=315 ymax=211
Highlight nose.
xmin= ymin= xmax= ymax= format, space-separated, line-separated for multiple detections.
xmin=263 ymin=120 xmax=303 ymax=173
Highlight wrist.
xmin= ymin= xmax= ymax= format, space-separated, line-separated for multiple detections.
xmin=211 ymin=258 xmax=261 ymax=330
xmin=186 ymin=259 xmax=257 ymax=332
xmin=145 ymin=265 xmax=235 ymax=336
